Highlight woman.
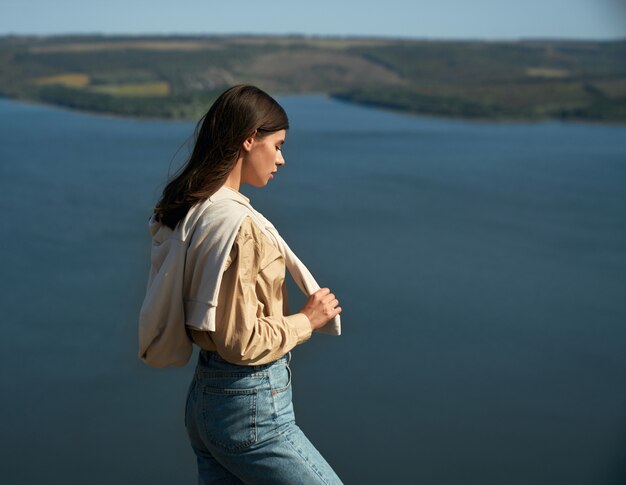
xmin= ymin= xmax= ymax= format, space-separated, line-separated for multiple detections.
xmin=143 ymin=84 xmax=343 ymax=484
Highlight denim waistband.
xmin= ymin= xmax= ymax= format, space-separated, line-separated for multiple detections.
xmin=199 ymin=350 xmax=291 ymax=370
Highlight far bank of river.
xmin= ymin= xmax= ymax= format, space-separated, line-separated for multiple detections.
xmin=4 ymin=91 xmax=626 ymax=126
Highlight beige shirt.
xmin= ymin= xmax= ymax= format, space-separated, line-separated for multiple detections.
xmin=188 ymin=212 xmax=313 ymax=366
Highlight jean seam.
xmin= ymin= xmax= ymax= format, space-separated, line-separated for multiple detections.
xmin=268 ymin=368 xmax=280 ymax=427
xmin=278 ymin=429 xmax=332 ymax=485
xmin=184 ymin=376 xmax=197 ymax=429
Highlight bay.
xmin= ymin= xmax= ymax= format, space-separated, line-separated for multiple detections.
xmin=1 ymin=95 xmax=625 ymax=484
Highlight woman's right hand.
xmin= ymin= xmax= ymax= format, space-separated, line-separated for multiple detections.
xmin=298 ymin=288 xmax=342 ymax=331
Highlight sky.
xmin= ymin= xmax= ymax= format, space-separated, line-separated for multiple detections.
xmin=1 ymin=0 xmax=625 ymax=40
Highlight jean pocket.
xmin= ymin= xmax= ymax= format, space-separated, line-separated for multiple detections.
xmin=201 ymin=386 xmax=258 ymax=452
xmin=271 ymin=364 xmax=292 ymax=396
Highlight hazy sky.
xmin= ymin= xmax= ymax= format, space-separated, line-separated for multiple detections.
xmin=1 ymin=0 xmax=625 ymax=40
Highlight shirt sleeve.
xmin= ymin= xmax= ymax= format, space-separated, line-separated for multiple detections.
xmin=210 ymin=216 xmax=312 ymax=365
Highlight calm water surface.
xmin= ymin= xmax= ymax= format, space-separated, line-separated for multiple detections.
xmin=1 ymin=96 xmax=625 ymax=484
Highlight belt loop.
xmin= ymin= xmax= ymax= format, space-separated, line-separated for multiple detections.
xmin=286 ymin=351 xmax=292 ymax=365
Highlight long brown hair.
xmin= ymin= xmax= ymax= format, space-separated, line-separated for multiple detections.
xmin=154 ymin=84 xmax=289 ymax=229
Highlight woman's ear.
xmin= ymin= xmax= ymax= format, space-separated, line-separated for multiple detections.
xmin=242 ymin=130 xmax=257 ymax=152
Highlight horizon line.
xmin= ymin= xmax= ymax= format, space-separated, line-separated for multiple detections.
xmin=1 ymin=31 xmax=625 ymax=43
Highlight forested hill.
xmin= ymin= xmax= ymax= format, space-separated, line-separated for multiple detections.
xmin=1 ymin=34 xmax=624 ymax=123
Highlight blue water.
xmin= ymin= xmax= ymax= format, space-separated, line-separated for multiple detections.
xmin=1 ymin=96 xmax=625 ymax=485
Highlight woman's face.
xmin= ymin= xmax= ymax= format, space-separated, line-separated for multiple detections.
xmin=241 ymin=129 xmax=286 ymax=187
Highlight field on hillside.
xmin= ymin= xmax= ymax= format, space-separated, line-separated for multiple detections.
xmin=1 ymin=35 xmax=624 ymax=122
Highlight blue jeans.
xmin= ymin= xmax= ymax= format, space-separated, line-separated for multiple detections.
xmin=185 ymin=350 xmax=343 ymax=484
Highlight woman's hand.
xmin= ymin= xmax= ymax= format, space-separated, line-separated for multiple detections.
xmin=298 ymin=288 xmax=342 ymax=331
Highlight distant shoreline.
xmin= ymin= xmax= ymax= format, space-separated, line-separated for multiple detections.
xmin=2 ymin=94 xmax=621 ymax=129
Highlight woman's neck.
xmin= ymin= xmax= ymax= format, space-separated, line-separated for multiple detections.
xmin=223 ymin=157 xmax=243 ymax=192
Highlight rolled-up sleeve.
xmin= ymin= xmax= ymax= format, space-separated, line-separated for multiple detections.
xmin=207 ymin=216 xmax=312 ymax=365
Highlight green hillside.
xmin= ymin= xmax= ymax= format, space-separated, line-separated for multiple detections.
xmin=0 ymin=34 xmax=624 ymax=122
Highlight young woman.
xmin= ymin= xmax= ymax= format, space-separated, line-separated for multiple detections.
xmin=143 ymin=84 xmax=343 ymax=484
